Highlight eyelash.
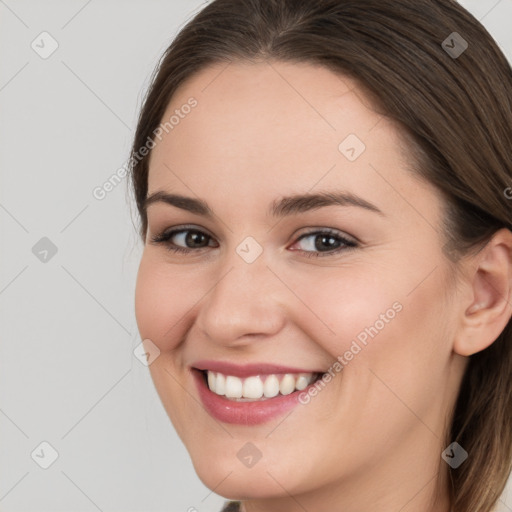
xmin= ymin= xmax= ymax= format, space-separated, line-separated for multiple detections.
xmin=150 ymin=225 xmax=358 ymax=258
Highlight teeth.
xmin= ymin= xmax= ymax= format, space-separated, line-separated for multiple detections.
xmin=263 ymin=375 xmax=279 ymax=398
xmin=214 ymin=373 xmax=225 ymax=395
xmin=243 ymin=376 xmax=263 ymax=399
xmin=225 ymin=375 xmax=243 ymax=398
xmin=279 ymin=374 xmax=295 ymax=395
xmin=205 ymin=371 xmax=316 ymax=400
xmin=295 ymin=375 xmax=310 ymax=390
xmin=207 ymin=371 xmax=216 ymax=391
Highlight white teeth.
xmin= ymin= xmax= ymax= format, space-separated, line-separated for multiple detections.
xmin=295 ymin=375 xmax=309 ymax=390
xmin=263 ymin=375 xmax=280 ymax=398
xmin=279 ymin=374 xmax=296 ymax=395
xmin=242 ymin=376 xmax=264 ymax=399
xmin=207 ymin=371 xmax=216 ymax=391
xmin=205 ymin=371 xmax=317 ymax=400
xmin=214 ymin=373 xmax=225 ymax=395
xmin=225 ymin=375 xmax=243 ymax=398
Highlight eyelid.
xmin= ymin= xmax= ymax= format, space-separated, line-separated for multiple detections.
xmin=150 ymin=224 xmax=217 ymax=243
xmin=150 ymin=224 xmax=357 ymax=246
xmin=288 ymin=228 xmax=358 ymax=257
xmin=293 ymin=226 xmax=359 ymax=244
xmin=150 ymin=224 xmax=360 ymax=262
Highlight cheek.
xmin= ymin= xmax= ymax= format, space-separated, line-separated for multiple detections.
xmin=290 ymin=260 xmax=450 ymax=375
xmin=287 ymin=266 xmax=402 ymax=360
xmin=134 ymin=254 xmax=196 ymax=351
xmin=289 ymin=265 xmax=452 ymax=455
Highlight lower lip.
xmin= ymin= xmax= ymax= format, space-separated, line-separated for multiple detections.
xmin=192 ymin=369 xmax=312 ymax=425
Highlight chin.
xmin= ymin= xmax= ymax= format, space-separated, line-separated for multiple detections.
xmin=190 ymin=454 xmax=303 ymax=500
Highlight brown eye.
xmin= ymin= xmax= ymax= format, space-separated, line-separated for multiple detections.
xmin=291 ymin=229 xmax=358 ymax=258
xmin=150 ymin=227 xmax=218 ymax=253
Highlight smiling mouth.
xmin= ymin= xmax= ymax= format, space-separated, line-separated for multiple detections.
xmin=197 ymin=369 xmax=323 ymax=401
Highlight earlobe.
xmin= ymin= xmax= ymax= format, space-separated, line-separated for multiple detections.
xmin=454 ymin=228 xmax=512 ymax=357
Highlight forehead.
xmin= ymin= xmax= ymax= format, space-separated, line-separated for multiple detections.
xmin=147 ymin=60 xmax=438 ymax=220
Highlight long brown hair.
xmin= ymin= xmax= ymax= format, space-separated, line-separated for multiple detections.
xmin=128 ymin=1 xmax=512 ymax=510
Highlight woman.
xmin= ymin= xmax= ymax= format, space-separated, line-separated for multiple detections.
xmin=129 ymin=1 xmax=512 ymax=511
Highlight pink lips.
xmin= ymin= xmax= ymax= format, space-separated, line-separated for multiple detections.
xmin=191 ymin=360 xmax=323 ymax=425
xmin=192 ymin=360 xmax=322 ymax=378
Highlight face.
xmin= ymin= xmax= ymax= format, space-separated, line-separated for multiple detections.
xmin=135 ymin=60 xmax=465 ymax=509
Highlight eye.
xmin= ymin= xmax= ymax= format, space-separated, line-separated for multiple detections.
xmin=150 ymin=226 xmax=358 ymax=258
xmin=150 ymin=226 xmax=217 ymax=254
xmin=289 ymin=228 xmax=358 ymax=258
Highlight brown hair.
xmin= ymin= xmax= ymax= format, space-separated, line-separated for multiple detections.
xmin=128 ymin=1 xmax=512 ymax=510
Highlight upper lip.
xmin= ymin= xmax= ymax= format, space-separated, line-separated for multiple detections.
xmin=191 ymin=360 xmax=324 ymax=378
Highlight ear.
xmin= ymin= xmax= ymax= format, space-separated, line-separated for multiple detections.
xmin=453 ymin=228 xmax=512 ymax=357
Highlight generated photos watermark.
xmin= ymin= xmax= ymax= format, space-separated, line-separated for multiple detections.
xmin=92 ymin=97 xmax=198 ymax=201
xmin=298 ymin=300 xmax=403 ymax=404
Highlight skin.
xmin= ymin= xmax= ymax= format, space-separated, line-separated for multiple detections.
xmin=134 ymin=60 xmax=512 ymax=512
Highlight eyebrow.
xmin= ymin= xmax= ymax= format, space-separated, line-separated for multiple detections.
xmin=143 ymin=190 xmax=384 ymax=218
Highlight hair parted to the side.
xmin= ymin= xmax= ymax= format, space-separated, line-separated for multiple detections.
xmin=128 ymin=1 xmax=512 ymax=510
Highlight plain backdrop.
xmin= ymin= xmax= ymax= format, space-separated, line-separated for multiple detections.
xmin=0 ymin=1 xmax=511 ymax=511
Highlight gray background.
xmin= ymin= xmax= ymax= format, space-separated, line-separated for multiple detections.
xmin=0 ymin=1 xmax=511 ymax=511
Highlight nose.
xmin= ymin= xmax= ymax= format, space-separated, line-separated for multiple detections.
xmin=195 ymin=249 xmax=286 ymax=347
